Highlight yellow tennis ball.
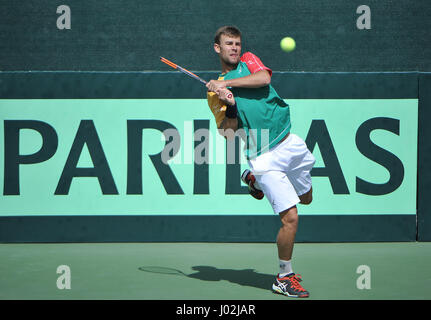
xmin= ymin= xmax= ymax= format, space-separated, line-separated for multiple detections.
xmin=280 ymin=37 xmax=296 ymax=52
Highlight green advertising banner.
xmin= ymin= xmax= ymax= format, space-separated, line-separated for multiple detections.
xmin=0 ymin=98 xmax=417 ymax=216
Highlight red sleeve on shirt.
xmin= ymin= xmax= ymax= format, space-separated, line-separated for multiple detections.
xmin=240 ymin=52 xmax=272 ymax=77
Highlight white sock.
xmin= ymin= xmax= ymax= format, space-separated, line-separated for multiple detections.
xmin=279 ymin=259 xmax=293 ymax=278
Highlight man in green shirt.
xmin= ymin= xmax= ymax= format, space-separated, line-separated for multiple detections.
xmin=207 ymin=26 xmax=315 ymax=298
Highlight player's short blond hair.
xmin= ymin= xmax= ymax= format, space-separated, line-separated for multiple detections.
xmin=214 ymin=26 xmax=242 ymax=44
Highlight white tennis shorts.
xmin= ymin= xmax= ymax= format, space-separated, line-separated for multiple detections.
xmin=247 ymin=133 xmax=315 ymax=214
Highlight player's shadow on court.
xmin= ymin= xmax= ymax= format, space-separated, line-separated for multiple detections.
xmin=188 ymin=266 xmax=273 ymax=291
xmin=138 ymin=265 xmax=274 ymax=291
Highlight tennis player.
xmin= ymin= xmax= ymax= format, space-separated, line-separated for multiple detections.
xmin=207 ymin=26 xmax=315 ymax=298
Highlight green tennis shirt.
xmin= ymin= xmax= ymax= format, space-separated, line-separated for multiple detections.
xmin=222 ymin=61 xmax=291 ymax=159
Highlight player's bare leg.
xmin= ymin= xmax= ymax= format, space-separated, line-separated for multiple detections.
xmin=277 ymin=206 xmax=298 ymax=261
xmin=299 ymin=187 xmax=313 ymax=205
xmin=277 ymin=187 xmax=313 ymax=260
xmin=273 ymin=205 xmax=309 ymax=297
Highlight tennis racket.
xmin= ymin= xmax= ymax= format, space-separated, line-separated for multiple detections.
xmin=160 ymin=57 xmax=207 ymax=85
xmin=160 ymin=57 xmax=233 ymax=101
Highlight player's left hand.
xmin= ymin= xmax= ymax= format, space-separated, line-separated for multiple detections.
xmin=206 ymin=80 xmax=226 ymax=93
